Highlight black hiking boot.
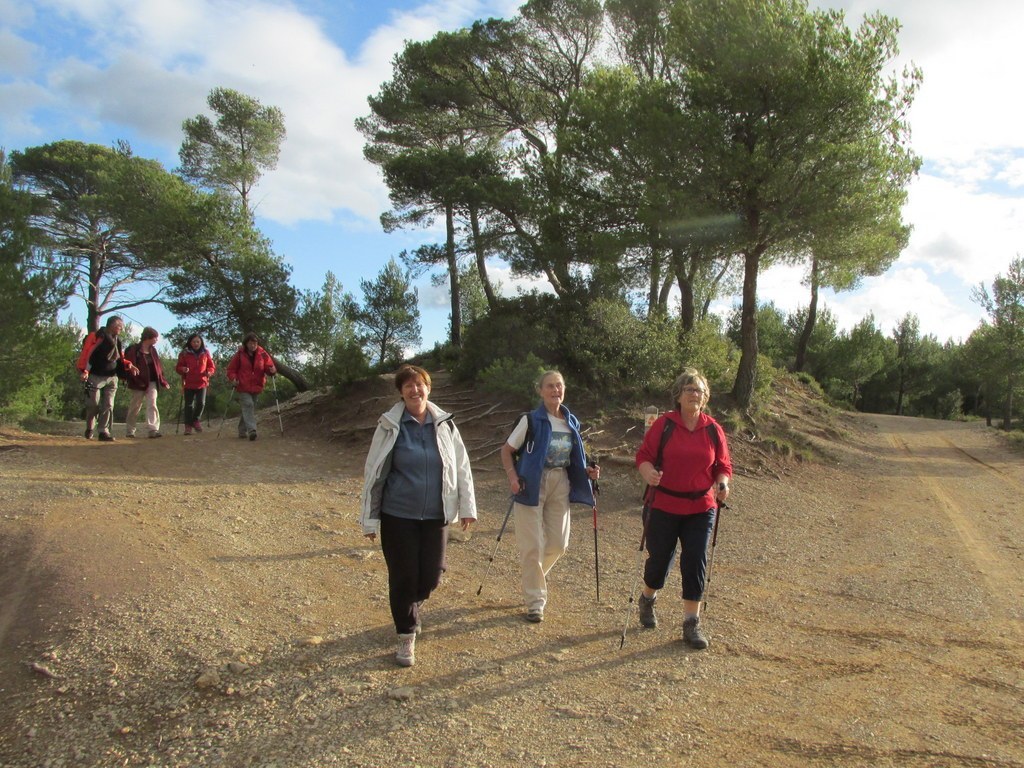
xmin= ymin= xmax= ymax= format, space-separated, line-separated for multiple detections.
xmin=638 ymin=594 xmax=658 ymax=628
xmin=683 ymin=616 xmax=709 ymax=649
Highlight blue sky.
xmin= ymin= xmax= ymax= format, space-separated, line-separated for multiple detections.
xmin=3 ymin=0 xmax=1023 ymax=352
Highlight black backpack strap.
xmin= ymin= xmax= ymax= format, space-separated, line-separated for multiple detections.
xmin=706 ymin=422 xmax=719 ymax=451
xmin=654 ymin=418 xmax=675 ymax=470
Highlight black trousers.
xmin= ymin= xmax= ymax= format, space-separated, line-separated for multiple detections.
xmin=642 ymin=507 xmax=715 ymax=602
xmin=183 ymin=388 xmax=207 ymax=424
xmin=379 ymin=513 xmax=448 ymax=634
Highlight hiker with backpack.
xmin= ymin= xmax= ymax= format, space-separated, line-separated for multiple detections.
xmin=175 ymin=333 xmax=216 ymax=435
xmin=226 ymin=332 xmax=276 ymax=441
xmin=360 ymin=365 xmax=477 ymax=667
xmin=634 ymin=367 xmax=732 ymax=649
xmin=76 ymin=315 xmax=138 ymax=442
xmin=499 ymin=370 xmax=600 ymax=624
xmin=123 ymin=327 xmax=172 ymax=438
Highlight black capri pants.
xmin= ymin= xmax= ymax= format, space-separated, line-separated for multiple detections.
xmin=642 ymin=507 xmax=716 ymax=602
xmin=379 ymin=513 xmax=448 ymax=634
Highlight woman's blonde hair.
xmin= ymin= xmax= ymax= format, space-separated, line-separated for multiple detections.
xmin=536 ymin=370 xmax=564 ymax=390
xmin=670 ymin=367 xmax=710 ymax=411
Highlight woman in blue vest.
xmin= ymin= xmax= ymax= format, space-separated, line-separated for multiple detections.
xmin=500 ymin=370 xmax=600 ymax=623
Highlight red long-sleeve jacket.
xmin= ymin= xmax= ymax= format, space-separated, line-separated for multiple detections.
xmin=636 ymin=410 xmax=732 ymax=515
xmin=226 ymin=346 xmax=276 ymax=394
xmin=175 ymin=348 xmax=216 ymax=390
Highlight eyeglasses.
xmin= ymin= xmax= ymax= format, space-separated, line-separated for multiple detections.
xmin=681 ymin=387 xmax=705 ymax=395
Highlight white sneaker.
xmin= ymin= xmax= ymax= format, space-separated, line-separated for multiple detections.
xmin=396 ymin=633 xmax=416 ymax=667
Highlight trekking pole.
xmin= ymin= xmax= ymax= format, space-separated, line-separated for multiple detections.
xmin=619 ymin=503 xmax=650 ymax=650
xmin=272 ymin=374 xmax=284 ymax=436
xmin=477 ymin=491 xmax=518 ymax=596
xmin=216 ymin=387 xmax=237 ymax=438
xmin=701 ymin=500 xmax=730 ymax=615
xmin=588 ymin=457 xmax=601 ymax=603
xmin=174 ymin=382 xmax=185 ymax=435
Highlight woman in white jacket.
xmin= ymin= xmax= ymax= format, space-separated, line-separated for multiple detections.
xmin=361 ymin=365 xmax=477 ymax=667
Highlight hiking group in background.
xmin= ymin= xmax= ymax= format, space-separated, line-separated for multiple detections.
xmin=76 ymin=326 xmax=275 ymax=443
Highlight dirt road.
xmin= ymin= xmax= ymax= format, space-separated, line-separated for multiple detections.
xmin=0 ymin=407 xmax=1021 ymax=767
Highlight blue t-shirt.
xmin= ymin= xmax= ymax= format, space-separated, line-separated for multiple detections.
xmin=381 ymin=410 xmax=444 ymax=520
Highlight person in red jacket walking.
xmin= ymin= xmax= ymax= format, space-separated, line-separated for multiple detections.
xmin=226 ymin=332 xmax=277 ymax=441
xmin=635 ymin=368 xmax=732 ymax=649
xmin=123 ymin=327 xmax=171 ymax=438
xmin=175 ymin=333 xmax=216 ymax=435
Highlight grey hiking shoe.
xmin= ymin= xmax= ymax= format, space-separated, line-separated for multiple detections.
xmin=396 ymin=633 xmax=416 ymax=667
xmin=638 ymin=594 xmax=658 ymax=628
xmin=683 ymin=616 xmax=709 ymax=649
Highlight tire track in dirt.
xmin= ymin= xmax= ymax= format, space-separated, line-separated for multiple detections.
xmin=885 ymin=428 xmax=1023 ymax=637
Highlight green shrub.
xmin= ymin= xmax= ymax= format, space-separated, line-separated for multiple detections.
xmin=478 ymin=354 xmax=548 ymax=407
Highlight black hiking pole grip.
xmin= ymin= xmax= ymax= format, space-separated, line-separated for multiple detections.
xmin=477 ymin=494 xmax=517 ymax=596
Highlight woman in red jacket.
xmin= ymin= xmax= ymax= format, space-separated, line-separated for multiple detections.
xmin=226 ymin=332 xmax=276 ymax=441
xmin=175 ymin=333 xmax=216 ymax=435
xmin=635 ymin=368 xmax=732 ymax=649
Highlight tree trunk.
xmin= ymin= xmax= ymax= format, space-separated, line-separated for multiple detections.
xmin=793 ymin=256 xmax=818 ymax=372
xmin=446 ymin=203 xmax=461 ymax=348
xmin=648 ymin=247 xmax=662 ymax=317
xmin=732 ymin=248 xmax=762 ymax=409
xmin=1002 ymin=380 xmax=1013 ymax=431
xmin=671 ymin=246 xmax=695 ymax=333
xmin=273 ymin=361 xmax=308 ymax=393
xmin=469 ymin=206 xmax=498 ymax=310
xmin=87 ymin=256 xmax=102 ymax=331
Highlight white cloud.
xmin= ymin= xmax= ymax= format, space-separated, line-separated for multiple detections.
xmin=997 ymin=158 xmax=1024 ymax=189
xmin=0 ymin=28 xmax=38 ymax=75
xmin=0 ymin=81 xmax=52 ymax=140
xmin=900 ymin=172 xmax=1024 ymax=283
xmin=824 ymin=267 xmax=980 ymax=342
xmin=50 ymin=53 xmax=205 ymax=146
xmin=0 ymin=0 xmax=35 ymax=27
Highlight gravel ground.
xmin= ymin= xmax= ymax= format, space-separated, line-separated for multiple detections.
xmin=1 ymin=382 xmax=1022 ymax=768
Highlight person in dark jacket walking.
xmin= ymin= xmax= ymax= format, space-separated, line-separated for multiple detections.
xmin=77 ymin=315 xmax=137 ymax=442
xmin=226 ymin=332 xmax=276 ymax=441
xmin=175 ymin=333 xmax=216 ymax=435
xmin=123 ymin=327 xmax=171 ymax=438
xmin=499 ymin=370 xmax=600 ymax=623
